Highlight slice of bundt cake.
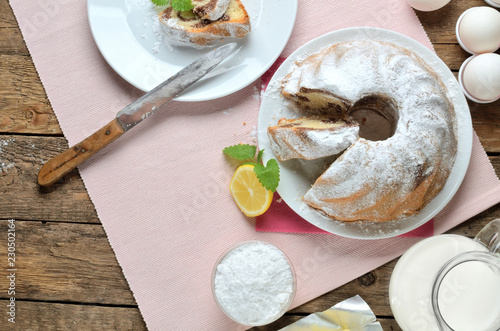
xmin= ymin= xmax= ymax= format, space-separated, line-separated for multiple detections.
xmin=159 ymin=0 xmax=251 ymax=47
xmin=267 ymin=116 xmax=360 ymax=161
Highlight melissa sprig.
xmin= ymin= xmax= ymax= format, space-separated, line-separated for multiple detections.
xmin=223 ymin=144 xmax=280 ymax=192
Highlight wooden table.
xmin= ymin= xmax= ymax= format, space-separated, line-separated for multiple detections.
xmin=1 ymin=0 xmax=499 ymax=329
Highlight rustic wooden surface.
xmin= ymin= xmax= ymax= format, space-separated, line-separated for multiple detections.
xmin=1 ymin=0 xmax=499 ymax=329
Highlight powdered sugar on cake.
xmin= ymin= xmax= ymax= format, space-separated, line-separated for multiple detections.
xmin=158 ymin=0 xmax=251 ymax=48
xmin=271 ymin=41 xmax=458 ymax=223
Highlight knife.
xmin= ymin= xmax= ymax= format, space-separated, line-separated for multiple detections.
xmin=38 ymin=42 xmax=237 ymax=187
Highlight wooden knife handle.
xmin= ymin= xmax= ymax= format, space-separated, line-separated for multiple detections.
xmin=38 ymin=118 xmax=125 ymax=187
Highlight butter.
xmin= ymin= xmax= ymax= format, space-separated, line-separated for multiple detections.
xmin=278 ymin=295 xmax=382 ymax=331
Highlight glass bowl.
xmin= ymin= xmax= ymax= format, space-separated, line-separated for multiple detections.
xmin=211 ymin=240 xmax=296 ymax=326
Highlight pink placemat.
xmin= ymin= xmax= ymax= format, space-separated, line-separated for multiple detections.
xmin=10 ymin=1 xmax=500 ymax=330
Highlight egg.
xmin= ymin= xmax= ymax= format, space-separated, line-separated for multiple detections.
xmin=484 ymin=0 xmax=500 ymax=8
xmin=407 ymin=0 xmax=451 ymax=11
xmin=459 ymin=54 xmax=500 ymax=103
xmin=456 ymin=7 xmax=500 ymax=54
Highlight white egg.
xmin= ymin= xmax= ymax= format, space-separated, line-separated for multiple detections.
xmin=460 ymin=54 xmax=500 ymax=103
xmin=484 ymin=0 xmax=500 ymax=8
xmin=407 ymin=0 xmax=451 ymax=11
xmin=457 ymin=7 xmax=500 ymax=54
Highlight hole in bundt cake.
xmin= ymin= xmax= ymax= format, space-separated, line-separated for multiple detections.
xmin=348 ymin=94 xmax=399 ymax=141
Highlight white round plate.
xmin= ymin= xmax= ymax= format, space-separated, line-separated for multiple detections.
xmin=87 ymin=0 xmax=297 ymax=101
xmin=258 ymin=27 xmax=473 ymax=239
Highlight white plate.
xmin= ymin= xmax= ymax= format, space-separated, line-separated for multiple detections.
xmin=258 ymin=27 xmax=473 ymax=239
xmin=87 ymin=0 xmax=297 ymax=101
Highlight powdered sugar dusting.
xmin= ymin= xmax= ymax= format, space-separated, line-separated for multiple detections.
xmin=268 ymin=121 xmax=360 ymax=161
xmin=137 ymin=0 xmax=176 ymax=53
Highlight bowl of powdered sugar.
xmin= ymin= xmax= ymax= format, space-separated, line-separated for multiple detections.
xmin=212 ymin=240 xmax=296 ymax=326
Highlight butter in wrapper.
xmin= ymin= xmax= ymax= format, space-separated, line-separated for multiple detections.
xmin=279 ymin=295 xmax=383 ymax=331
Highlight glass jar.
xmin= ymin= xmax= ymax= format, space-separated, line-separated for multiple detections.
xmin=390 ymin=219 xmax=500 ymax=330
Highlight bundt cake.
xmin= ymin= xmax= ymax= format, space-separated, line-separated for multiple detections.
xmin=271 ymin=40 xmax=458 ymax=223
xmin=267 ymin=116 xmax=359 ymax=161
xmin=193 ymin=0 xmax=231 ymax=20
xmin=159 ymin=0 xmax=250 ymax=47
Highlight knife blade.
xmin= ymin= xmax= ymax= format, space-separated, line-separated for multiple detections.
xmin=38 ymin=42 xmax=237 ymax=187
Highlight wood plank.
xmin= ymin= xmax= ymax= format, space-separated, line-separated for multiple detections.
xmin=2 ymin=52 xmax=499 ymax=149
xmin=1 ymin=134 xmax=499 ymax=224
xmin=0 ymin=299 xmax=147 ymax=330
xmin=0 ymin=0 xmax=18 ymax=28
xmin=0 ymin=220 xmax=135 ymax=305
xmin=434 ymin=43 xmax=470 ymax=71
xmin=0 ymin=298 xmax=402 ymax=331
xmin=470 ymin=101 xmax=500 ymax=153
xmin=0 ymin=27 xmax=28 ymax=55
xmin=0 ymin=135 xmax=98 ymax=223
xmin=449 ymin=72 xmax=500 ymax=153
xmin=0 ymin=215 xmax=497 ymax=330
xmin=0 ymin=204 xmax=498 ymax=309
xmin=0 ymin=55 xmax=61 ymax=135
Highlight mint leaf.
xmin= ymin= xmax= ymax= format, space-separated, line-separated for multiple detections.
xmin=150 ymin=0 xmax=169 ymax=6
xmin=223 ymin=144 xmax=256 ymax=161
xmin=257 ymin=149 xmax=264 ymax=164
xmin=254 ymin=159 xmax=280 ymax=192
xmin=171 ymin=0 xmax=193 ymax=11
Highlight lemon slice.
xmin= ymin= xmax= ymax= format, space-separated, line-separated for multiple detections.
xmin=230 ymin=164 xmax=273 ymax=217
